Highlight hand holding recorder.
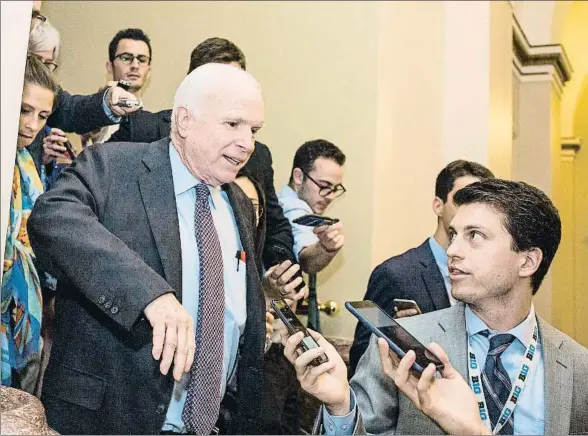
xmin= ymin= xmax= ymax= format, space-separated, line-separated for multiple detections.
xmin=105 ymin=83 xmax=142 ymax=116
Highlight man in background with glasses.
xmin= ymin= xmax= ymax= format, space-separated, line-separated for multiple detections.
xmin=278 ymin=139 xmax=346 ymax=274
xmin=106 ymin=28 xmax=152 ymax=99
xmin=83 ymin=28 xmax=152 ymax=145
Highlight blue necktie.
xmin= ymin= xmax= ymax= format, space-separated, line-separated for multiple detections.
xmin=481 ymin=332 xmax=515 ymax=435
xmin=182 ymin=184 xmax=225 ymax=434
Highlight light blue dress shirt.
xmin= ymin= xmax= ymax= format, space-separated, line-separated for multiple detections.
xmin=428 ymin=236 xmax=457 ymax=306
xmin=162 ymin=144 xmax=247 ymax=433
xmin=466 ymin=305 xmax=545 ymax=435
xmin=277 ymin=184 xmax=319 ymax=261
xmin=322 ymin=305 xmax=545 ymax=435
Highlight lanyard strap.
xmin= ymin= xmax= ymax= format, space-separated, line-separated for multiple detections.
xmin=468 ymin=322 xmax=539 ymax=434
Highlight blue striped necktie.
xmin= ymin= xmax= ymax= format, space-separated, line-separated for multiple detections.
xmin=481 ymin=331 xmax=515 ymax=435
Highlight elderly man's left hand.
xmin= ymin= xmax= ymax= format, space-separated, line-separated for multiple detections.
xmin=263 ymin=260 xmax=308 ymax=301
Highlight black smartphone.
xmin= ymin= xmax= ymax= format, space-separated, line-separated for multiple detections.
xmin=117 ymin=80 xmax=131 ymax=91
xmin=115 ymin=99 xmax=141 ymax=108
xmin=292 ymin=214 xmax=339 ymax=227
xmin=345 ymin=300 xmax=444 ymax=374
xmin=270 ymin=298 xmax=328 ymax=367
xmin=265 ymin=245 xmax=305 ymax=293
xmin=393 ymin=299 xmax=422 ymax=315
xmin=63 ymin=140 xmax=77 ymax=159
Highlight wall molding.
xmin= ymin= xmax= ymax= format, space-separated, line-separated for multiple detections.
xmin=561 ymin=136 xmax=582 ymax=160
xmin=512 ymin=13 xmax=573 ymax=95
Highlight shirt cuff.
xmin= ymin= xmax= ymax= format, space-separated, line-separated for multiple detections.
xmin=102 ymin=89 xmax=122 ymax=123
xmin=321 ymin=388 xmax=357 ymax=435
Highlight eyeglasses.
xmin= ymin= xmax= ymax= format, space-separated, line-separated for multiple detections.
xmin=32 ymin=11 xmax=47 ymax=22
xmin=28 ymin=53 xmax=58 ymax=72
xmin=43 ymin=60 xmax=59 ymax=72
xmin=114 ymin=52 xmax=151 ymax=66
xmin=302 ymin=171 xmax=346 ymax=198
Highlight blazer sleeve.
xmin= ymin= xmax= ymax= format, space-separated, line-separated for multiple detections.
xmin=27 ymin=146 xmax=175 ymax=332
xmin=349 ymin=337 xmax=400 ymax=434
xmin=256 ymin=144 xmax=297 ymax=268
xmin=349 ymin=262 xmax=400 ymax=374
xmin=47 ymin=88 xmax=117 ymax=134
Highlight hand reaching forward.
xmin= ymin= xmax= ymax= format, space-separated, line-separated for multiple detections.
xmin=144 ymin=293 xmax=195 ymax=382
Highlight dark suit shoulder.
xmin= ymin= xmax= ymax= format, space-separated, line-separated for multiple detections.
xmin=374 ymin=239 xmax=434 ymax=275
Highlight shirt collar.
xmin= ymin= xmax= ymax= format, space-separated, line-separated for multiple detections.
xmin=428 ymin=236 xmax=448 ymax=275
xmin=278 ymin=184 xmax=300 ymax=199
xmin=169 ymin=142 xmax=221 ymax=207
xmin=465 ymin=304 xmax=537 ymax=347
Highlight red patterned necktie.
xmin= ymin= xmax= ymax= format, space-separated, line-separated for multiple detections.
xmin=182 ymin=184 xmax=225 ymax=434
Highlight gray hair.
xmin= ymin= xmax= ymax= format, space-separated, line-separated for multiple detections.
xmin=28 ymin=18 xmax=61 ymax=60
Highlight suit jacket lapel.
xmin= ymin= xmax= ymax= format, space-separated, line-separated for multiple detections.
xmin=433 ymin=304 xmax=469 ymax=378
xmin=138 ymin=138 xmax=183 ymax=299
xmin=418 ymin=241 xmax=451 ymax=311
xmin=539 ymin=317 xmax=572 ymax=435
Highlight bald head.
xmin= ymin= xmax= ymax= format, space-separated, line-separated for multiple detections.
xmin=171 ymin=63 xmax=265 ymax=187
xmin=172 ymin=63 xmax=261 ymax=119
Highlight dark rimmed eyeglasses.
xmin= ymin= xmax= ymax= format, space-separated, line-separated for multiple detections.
xmin=28 ymin=53 xmax=59 ymax=72
xmin=302 ymin=171 xmax=346 ymax=198
xmin=114 ymin=52 xmax=151 ymax=66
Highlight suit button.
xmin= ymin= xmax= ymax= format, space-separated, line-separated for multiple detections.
xmin=111 ymin=306 xmax=119 ymax=314
xmin=156 ymin=403 xmax=166 ymax=414
xmin=98 ymin=295 xmax=105 ymax=304
xmin=104 ymin=301 xmax=112 ymax=309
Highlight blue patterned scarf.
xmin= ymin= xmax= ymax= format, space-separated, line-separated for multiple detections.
xmin=1 ymin=146 xmax=44 ymax=389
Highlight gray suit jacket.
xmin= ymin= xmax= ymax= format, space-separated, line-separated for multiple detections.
xmin=28 ymin=138 xmax=266 ymax=434
xmin=315 ymin=304 xmax=588 ymax=435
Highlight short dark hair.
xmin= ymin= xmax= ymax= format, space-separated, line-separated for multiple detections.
xmin=435 ymin=160 xmax=495 ymax=202
xmin=453 ymin=179 xmax=561 ymax=294
xmin=24 ymin=54 xmax=60 ymax=104
xmin=187 ymin=37 xmax=246 ymax=74
xmin=108 ymin=28 xmax=152 ymax=63
xmin=288 ymin=140 xmax=346 ymax=185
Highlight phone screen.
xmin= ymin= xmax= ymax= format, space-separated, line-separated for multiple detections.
xmin=348 ymin=302 xmax=443 ymax=371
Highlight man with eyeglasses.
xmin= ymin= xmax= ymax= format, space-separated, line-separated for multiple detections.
xmin=106 ymin=28 xmax=152 ymax=98
xmin=83 ymin=29 xmax=152 ymax=145
xmin=278 ymin=139 xmax=346 ymax=274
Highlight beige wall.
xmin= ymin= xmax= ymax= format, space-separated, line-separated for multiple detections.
xmin=45 ymin=1 xmax=516 ymax=339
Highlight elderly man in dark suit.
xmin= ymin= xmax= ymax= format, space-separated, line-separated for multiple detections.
xmin=28 ymin=63 xmax=291 ymax=435
xmin=349 ymin=160 xmax=494 ymax=374
xmin=109 ymin=37 xmax=297 ymax=270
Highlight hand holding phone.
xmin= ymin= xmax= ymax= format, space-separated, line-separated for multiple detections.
xmin=393 ymin=299 xmax=422 ymax=318
xmin=265 ymin=245 xmax=306 ymax=294
xmin=271 ymin=299 xmax=328 ymax=366
xmin=293 ymin=214 xmax=339 ymax=227
xmin=346 ymin=300 xmax=444 ymax=374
